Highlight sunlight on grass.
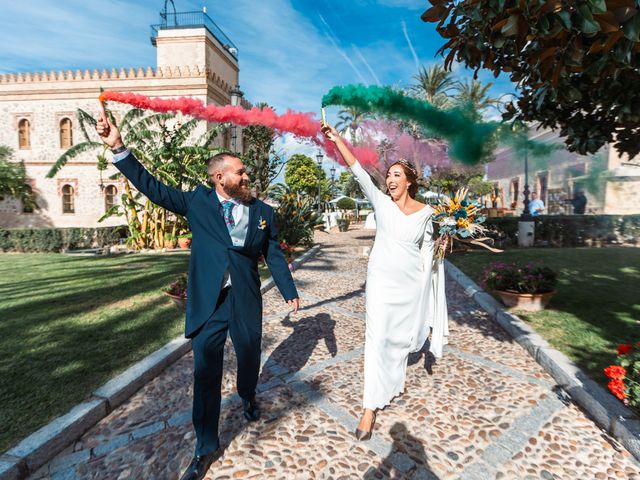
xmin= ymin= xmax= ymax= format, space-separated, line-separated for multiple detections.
xmin=450 ymin=248 xmax=640 ymax=389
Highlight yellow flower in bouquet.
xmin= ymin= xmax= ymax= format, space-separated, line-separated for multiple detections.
xmin=433 ymin=187 xmax=501 ymax=259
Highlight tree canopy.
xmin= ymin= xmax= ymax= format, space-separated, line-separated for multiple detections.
xmin=0 ymin=146 xmax=37 ymax=212
xmin=422 ymin=0 xmax=640 ymax=158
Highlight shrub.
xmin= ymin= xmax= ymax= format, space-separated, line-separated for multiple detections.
xmin=481 ymin=262 xmax=557 ymax=294
xmin=482 ymin=215 xmax=640 ymax=248
xmin=271 ymin=185 xmax=319 ymax=247
xmin=164 ymin=273 xmax=188 ymax=298
xmin=337 ymin=218 xmax=351 ymax=232
xmin=336 ymin=197 xmax=356 ymax=210
xmin=0 ymin=226 xmax=126 ymax=252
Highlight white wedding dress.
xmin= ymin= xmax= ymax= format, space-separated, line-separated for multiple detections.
xmin=350 ymin=161 xmax=449 ymax=410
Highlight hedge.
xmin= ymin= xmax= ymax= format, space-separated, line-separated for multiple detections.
xmin=481 ymin=215 xmax=640 ymax=248
xmin=0 ymin=226 xmax=127 ymax=253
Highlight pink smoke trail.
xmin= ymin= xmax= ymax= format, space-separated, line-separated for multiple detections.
xmin=99 ymin=91 xmax=378 ymax=167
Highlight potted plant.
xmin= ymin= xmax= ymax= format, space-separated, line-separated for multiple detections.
xmin=605 ymin=343 xmax=640 ymax=411
xmin=337 ymin=218 xmax=351 ymax=232
xmin=163 ymin=273 xmax=187 ymax=309
xmin=165 ymin=233 xmax=177 ymax=249
xmin=177 ymin=232 xmax=192 ymax=249
xmin=481 ymin=262 xmax=557 ymax=312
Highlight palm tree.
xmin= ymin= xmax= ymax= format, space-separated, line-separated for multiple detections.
xmin=410 ymin=64 xmax=458 ymax=108
xmin=334 ymin=107 xmax=370 ymax=145
xmin=47 ymin=107 xmax=224 ymax=249
xmin=454 ymin=79 xmax=502 ymax=118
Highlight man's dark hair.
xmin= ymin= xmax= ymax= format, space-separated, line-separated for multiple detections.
xmin=207 ymin=151 xmax=236 ymax=174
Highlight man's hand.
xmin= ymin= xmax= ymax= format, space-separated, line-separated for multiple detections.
xmin=287 ymin=298 xmax=300 ymax=314
xmin=96 ymin=117 xmax=124 ymax=150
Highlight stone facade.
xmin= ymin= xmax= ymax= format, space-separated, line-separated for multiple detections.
xmin=0 ymin=18 xmax=244 ymax=228
xmin=486 ymin=128 xmax=640 ymax=215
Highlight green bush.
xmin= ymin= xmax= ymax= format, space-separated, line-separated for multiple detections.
xmin=482 ymin=215 xmax=640 ymax=248
xmin=337 ymin=218 xmax=351 ymax=232
xmin=336 ymin=197 xmax=356 ymax=210
xmin=272 ymin=186 xmax=319 ymax=247
xmin=0 ymin=226 xmax=126 ymax=252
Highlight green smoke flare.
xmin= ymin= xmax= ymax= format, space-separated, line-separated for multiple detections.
xmin=322 ymin=84 xmax=498 ymax=165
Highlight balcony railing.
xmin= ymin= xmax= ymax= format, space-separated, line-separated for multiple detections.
xmin=150 ymin=11 xmax=238 ymax=59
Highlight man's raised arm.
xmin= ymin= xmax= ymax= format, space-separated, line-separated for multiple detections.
xmin=97 ymin=117 xmax=194 ymax=216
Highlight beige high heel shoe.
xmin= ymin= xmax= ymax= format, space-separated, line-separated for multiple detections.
xmin=354 ymin=411 xmax=376 ymax=441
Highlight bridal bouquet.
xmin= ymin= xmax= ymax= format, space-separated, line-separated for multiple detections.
xmin=433 ymin=188 xmax=500 ymax=259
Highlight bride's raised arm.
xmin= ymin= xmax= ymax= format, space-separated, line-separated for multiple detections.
xmin=321 ymin=125 xmax=385 ymax=209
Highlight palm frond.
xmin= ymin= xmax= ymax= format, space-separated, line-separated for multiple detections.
xmin=46 ymin=141 xmax=104 ymax=178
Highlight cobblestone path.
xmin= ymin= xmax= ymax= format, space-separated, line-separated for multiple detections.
xmin=30 ymin=229 xmax=640 ymax=479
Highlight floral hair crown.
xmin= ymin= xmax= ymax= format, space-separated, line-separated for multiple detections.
xmin=393 ymin=158 xmax=417 ymax=176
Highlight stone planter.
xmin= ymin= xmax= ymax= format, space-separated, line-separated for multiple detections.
xmin=178 ymin=237 xmax=191 ymax=249
xmin=164 ymin=292 xmax=186 ymax=310
xmin=495 ymin=290 xmax=556 ymax=312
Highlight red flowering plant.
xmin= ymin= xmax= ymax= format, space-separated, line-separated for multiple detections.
xmin=481 ymin=262 xmax=557 ymax=294
xmin=604 ymin=343 xmax=640 ymax=409
xmin=164 ymin=273 xmax=188 ymax=299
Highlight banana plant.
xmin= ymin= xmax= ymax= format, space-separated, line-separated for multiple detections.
xmin=47 ymin=105 xmax=224 ymax=249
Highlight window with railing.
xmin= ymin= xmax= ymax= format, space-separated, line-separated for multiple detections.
xmin=18 ymin=119 xmax=30 ymax=149
xmin=62 ymin=185 xmax=75 ymax=213
xmin=60 ymin=118 xmax=73 ymax=149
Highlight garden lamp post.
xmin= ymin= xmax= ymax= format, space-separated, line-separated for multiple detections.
xmin=316 ymin=151 xmax=324 ymax=214
xmin=230 ymin=84 xmax=243 ymax=152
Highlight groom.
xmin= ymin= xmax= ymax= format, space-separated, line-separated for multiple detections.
xmin=96 ymin=118 xmax=299 ymax=480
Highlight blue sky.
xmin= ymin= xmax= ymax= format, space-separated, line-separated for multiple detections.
xmin=0 ymin=0 xmax=514 ymax=169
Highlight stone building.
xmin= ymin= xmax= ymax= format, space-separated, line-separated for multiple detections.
xmin=0 ymin=9 xmax=245 ymax=228
xmin=486 ymin=127 xmax=640 ymax=215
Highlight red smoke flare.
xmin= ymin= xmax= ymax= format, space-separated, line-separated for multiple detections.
xmin=100 ymin=91 xmax=378 ymax=167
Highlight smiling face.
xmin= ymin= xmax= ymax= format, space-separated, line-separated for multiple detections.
xmin=386 ymin=164 xmax=409 ymax=200
xmin=208 ymin=154 xmax=252 ymax=203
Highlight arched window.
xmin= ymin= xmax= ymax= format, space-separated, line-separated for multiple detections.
xmin=62 ymin=184 xmax=75 ymax=213
xmin=18 ymin=119 xmax=30 ymax=149
xmin=104 ymin=185 xmax=117 ymax=211
xmin=60 ymin=118 xmax=73 ymax=148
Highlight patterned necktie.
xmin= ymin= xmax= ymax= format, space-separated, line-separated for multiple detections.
xmin=221 ymin=200 xmax=235 ymax=232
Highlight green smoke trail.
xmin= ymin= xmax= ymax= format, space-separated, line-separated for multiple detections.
xmin=321 ymin=84 xmax=497 ymax=165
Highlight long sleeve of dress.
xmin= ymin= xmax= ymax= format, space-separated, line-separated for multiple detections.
xmin=420 ymin=218 xmax=449 ymax=358
xmin=349 ymin=161 xmax=385 ymax=209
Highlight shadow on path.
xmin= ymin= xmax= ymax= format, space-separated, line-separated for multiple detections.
xmin=364 ymin=423 xmax=439 ymax=479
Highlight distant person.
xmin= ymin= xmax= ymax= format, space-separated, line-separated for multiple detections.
xmin=528 ymin=192 xmax=545 ymax=216
xmin=570 ymin=190 xmax=587 ymax=214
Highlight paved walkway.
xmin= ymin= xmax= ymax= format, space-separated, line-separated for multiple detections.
xmin=30 ymin=229 xmax=640 ymax=479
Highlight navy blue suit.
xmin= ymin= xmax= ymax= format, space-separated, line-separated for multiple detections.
xmin=114 ymin=152 xmax=298 ymax=454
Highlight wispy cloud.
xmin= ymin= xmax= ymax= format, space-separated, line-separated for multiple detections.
xmin=318 ymin=14 xmax=368 ymax=84
xmin=401 ymin=20 xmax=420 ymax=72
xmin=352 ymin=45 xmax=381 ymax=85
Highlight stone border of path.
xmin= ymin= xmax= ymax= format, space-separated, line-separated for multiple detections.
xmin=0 ymin=245 xmax=321 ymax=480
xmin=445 ymin=259 xmax=640 ymax=462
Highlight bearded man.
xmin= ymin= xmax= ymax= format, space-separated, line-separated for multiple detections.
xmin=96 ymin=117 xmax=299 ymax=480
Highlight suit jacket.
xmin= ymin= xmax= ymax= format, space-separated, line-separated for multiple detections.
xmin=114 ymin=152 xmax=298 ymax=338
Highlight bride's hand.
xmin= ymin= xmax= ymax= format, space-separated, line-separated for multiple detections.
xmin=321 ymin=124 xmax=340 ymax=143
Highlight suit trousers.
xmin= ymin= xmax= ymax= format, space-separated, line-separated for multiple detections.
xmin=191 ymin=287 xmax=262 ymax=455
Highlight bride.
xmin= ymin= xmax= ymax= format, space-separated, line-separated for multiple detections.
xmin=322 ymin=125 xmax=448 ymax=440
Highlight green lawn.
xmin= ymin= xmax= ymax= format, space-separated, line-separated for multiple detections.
xmin=449 ymin=248 xmax=640 ymax=388
xmin=0 ymin=252 xmax=272 ymax=452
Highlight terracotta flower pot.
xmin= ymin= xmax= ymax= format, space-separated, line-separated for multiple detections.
xmin=495 ymin=290 xmax=556 ymax=312
xmin=178 ymin=237 xmax=191 ymax=249
xmin=164 ymin=291 xmax=187 ymax=310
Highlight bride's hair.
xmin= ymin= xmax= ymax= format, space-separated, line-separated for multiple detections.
xmin=386 ymin=159 xmax=419 ymax=198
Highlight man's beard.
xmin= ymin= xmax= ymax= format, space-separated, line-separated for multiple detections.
xmin=223 ymin=181 xmax=252 ymax=203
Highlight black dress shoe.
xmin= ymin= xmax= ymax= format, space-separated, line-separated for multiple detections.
xmin=242 ymin=396 xmax=260 ymax=422
xmin=179 ymin=452 xmax=217 ymax=480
